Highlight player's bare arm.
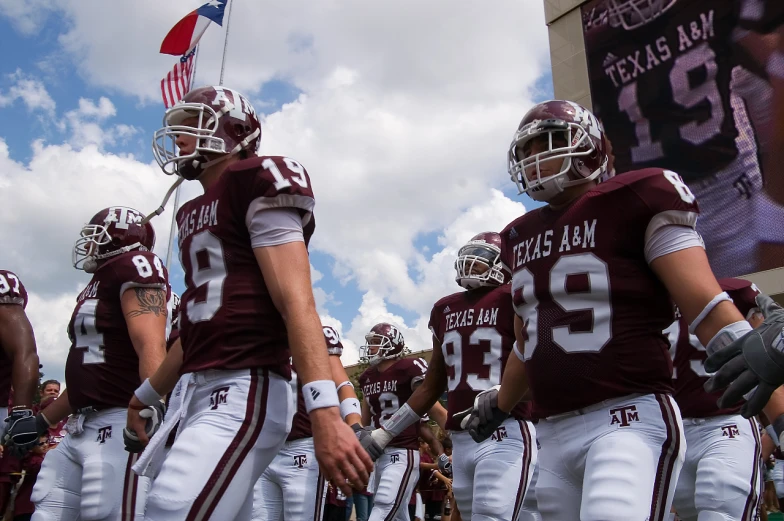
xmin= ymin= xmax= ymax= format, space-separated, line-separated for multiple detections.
xmin=651 ymin=247 xmax=784 ymax=420
xmin=419 ymin=422 xmax=446 ymax=459
xmin=255 ymin=240 xmax=372 ymax=493
xmin=0 ymin=304 xmax=39 ymax=408
xmin=428 ymin=401 xmax=448 ymax=432
xmin=405 ymin=337 xmax=449 ymax=416
xmin=361 ymin=396 xmax=371 ymax=427
xmin=127 ymin=338 xmax=183 ymax=446
xmin=121 ymin=287 xmax=168 ymax=380
xmin=496 ymin=315 xmax=531 ymax=413
xmin=38 ymin=388 xmax=73 ymax=426
xmin=330 ymin=355 xmax=362 ymax=426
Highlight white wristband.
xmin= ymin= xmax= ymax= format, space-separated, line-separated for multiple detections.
xmin=705 ymin=320 xmax=753 ymax=356
xmin=336 ymin=380 xmax=353 ymax=392
xmin=689 ymin=292 xmax=732 ymax=335
xmin=134 ymin=378 xmax=162 ymax=407
xmin=340 ymin=398 xmax=361 ymax=420
xmin=766 ymin=425 xmax=781 ymax=447
xmin=302 ymin=380 xmax=340 ymax=413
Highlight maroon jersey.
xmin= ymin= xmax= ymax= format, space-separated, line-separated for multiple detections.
xmin=65 ymin=251 xmax=169 ymax=411
xmin=582 ymin=0 xmax=784 ymax=182
xmin=287 ymin=326 xmax=345 ymax=441
xmin=669 ymin=277 xmax=761 ymax=418
xmin=360 ymin=357 xmax=428 ymax=449
xmin=501 ymin=168 xmax=699 ymax=418
xmin=0 ymin=270 xmax=28 ymax=405
xmin=429 ymin=285 xmax=530 ymax=430
xmin=177 ymin=155 xmax=315 ymax=377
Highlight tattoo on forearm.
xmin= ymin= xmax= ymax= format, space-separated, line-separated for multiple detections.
xmin=126 ymin=288 xmax=168 ymax=318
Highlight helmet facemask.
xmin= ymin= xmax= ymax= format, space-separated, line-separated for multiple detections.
xmin=607 ymin=0 xmax=677 ymax=30
xmin=455 ymin=242 xmax=505 ymax=289
xmin=72 ymin=224 xmax=144 ymax=273
xmin=360 ymin=334 xmax=402 ymax=366
xmin=509 ymin=119 xmax=605 ymax=202
xmin=152 ymin=103 xmax=227 ymax=180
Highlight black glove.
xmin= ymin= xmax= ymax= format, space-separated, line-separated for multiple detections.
xmin=704 ymin=294 xmax=784 ymax=418
xmin=123 ymin=401 xmax=166 ymax=453
xmin=4 ymin=409 xmax=44 ymax=458
xmin=452 ymin=385 xmax=509 ymax=443
xmin=437 ymin=453 xmax=452 ymax=477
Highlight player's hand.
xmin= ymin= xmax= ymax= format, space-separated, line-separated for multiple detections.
xmin=124 ymin=397 xmax=165 ymax=452
xmin=437 ymin=453 xmax=452 ymax=477
xmin=351 ymin=424 xmax=384 ymax=461
xmin=3 ymin=409 xmax=46 ymax=458
xmin=704 ymin=294 xmax=784 ymax=417
xmin=362 ymin=427 xmax=392 ymax=462
xmin=311 ymin=407 xmax=373 ymax=496
xmin=453 ymin=385 xmax=509 ymax=443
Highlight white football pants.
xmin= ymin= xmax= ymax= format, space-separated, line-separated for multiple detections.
xmin=535 ymin=393 xmax=685 ymax=521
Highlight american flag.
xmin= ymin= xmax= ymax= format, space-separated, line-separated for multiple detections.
xmin=160 ymin=48 xmax=196 ymax=108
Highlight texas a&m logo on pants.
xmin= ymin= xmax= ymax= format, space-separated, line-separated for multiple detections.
xmin=721 ymin=424 xmax=740 ymax=439
xmin=491 ymin=426 xmax=508 ymax=442
xmin=609 ymin=405 xmax=639 ymax=427
xmin=96 ymin=426 xmax=112 ymax=444
xmin=210 ymin=386 xmax=230 ymax=410
xmin=293 ymin=454 xmax=308 ymax=469
xmin=390 ymin=453 xmax=400 ymax=463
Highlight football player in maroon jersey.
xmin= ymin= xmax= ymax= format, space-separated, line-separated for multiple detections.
xmin=0 ymin=270 xmax=41 ymax=455
xmin=358 ymin=234 xmax=539 ymax=521
xmin=455 ymin=99 xmax=784 ymax=521
xmin=357 ymin=323 xmax=446 ymax=521
xmin=28 ymin=206 xmax=169 ymax=521
xmin=251 ymin=326 xmax=364 ymax=521
xmin=668 ymin=278 xmax=765 ymax=520
xmin=129 ymin=85 xmax=371 ymax=521
xmin=581 ymin=0 xmax=784 ymax=278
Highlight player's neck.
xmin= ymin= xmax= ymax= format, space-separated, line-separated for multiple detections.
xmin=547 ymin=182 xmax=594 ymax=210
xmin=376 ymin=359 xmax=396 ymax=372
xmin=198 ymin=155 xmax=242 ymax=191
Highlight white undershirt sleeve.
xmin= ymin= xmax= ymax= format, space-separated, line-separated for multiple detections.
xmin=644 ymin=224 xmax=705 ymax=265
xmin=246 ymin=207 xmax=304 ymax=248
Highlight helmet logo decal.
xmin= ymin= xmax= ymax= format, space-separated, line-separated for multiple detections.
xmin=212 ymin=86 xmax=256 ymax=121
xmin=105 ymin=207 xmax=144 ymax=230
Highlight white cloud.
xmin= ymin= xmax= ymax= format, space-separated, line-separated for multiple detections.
xmin=0 ymin=0 xmax=550 ymax=376
xmin=57 ymin=97 xmax=141 ymax=149
xmin=0 ymin=136 xmax=178 ymax=382
xmin=0 ymin=70 xmax=56 ymax=114
xmin=0 ymin=0 xmax=56 ymax=35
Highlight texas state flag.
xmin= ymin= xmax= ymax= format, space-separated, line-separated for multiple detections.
xmin=160 ymin=0 xmax=227 ymax=56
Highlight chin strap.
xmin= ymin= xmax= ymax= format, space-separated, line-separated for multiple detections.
xmin=141 ymin=177 xmax=184 ymax=225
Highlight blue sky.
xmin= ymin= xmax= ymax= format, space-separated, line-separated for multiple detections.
xmin=0 ymin=0 xmax=552 ymax=380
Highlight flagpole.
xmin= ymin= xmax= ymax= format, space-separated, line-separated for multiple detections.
xmin=164 ymin=46 xmax=199 ymax=273
xmin=218 ymin=0 xmax=234 ymax=86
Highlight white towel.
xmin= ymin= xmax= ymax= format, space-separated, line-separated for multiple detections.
xmin=133 ymin=373 xmax=193 ymax=478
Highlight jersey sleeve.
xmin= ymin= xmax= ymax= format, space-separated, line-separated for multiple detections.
xmin=0 ymin=270 xmax=28 ymax=308
xmin=718 ymin=277 xmax=761 ymax=317
xmin=111 ymin=251 xmax=170 ymax=299
xmin=428 ymin=301 xmax=445 ymax=344
xmin=238 ymin=156 xmax=316 ymax=238
xmin=499 ymin=222 xmax=515 ymax=274
xmin=409 ymin=357 xmax=428 ymax=391
xmin=322 ymin=325 xmax=344 ymax=357
xmin=621 ymin=168 xmax=701 ymax=247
